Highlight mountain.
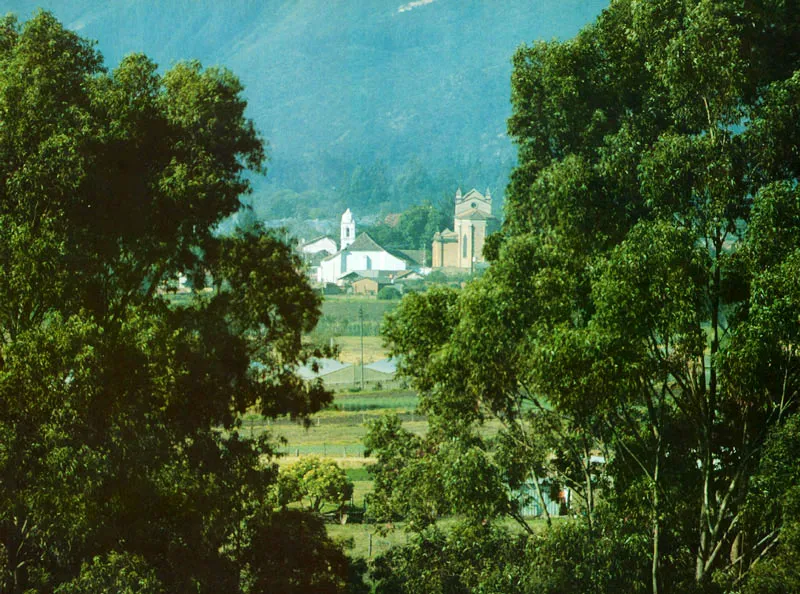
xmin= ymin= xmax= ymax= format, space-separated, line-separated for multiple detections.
xmin=4 ymin=1 xmax=608 ymax=224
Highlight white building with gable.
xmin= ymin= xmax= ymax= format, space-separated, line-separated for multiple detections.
xmin=317 ymin=209 xmax=419 ymax=284
xmin=300 ymin=235 xmax=338 ymax=256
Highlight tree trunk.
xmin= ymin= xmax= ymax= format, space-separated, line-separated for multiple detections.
xmin=651 ymin=428 xmax=662 ymax=594
xmin=696 ymin=236 xmax=723 ymax=586
xmin=531 ymin=467 xmax=552 ymax=527
xmin=583 ymin=444 xmax=594 ymax=534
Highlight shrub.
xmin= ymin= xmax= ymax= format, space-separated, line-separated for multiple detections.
xmin=377 ymin=286 xmax=402 ymax=300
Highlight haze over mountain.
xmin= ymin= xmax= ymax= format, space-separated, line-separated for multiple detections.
xmin=5 ymin=1 xmax=608 ymax=225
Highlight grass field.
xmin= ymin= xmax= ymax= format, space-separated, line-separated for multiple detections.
xmin=241 ymin=390 xmax=421 ymax=458
xmin=327 ymin=523 xmax=412 ymax=559
xmin=320 ymin=295 xmax=399 ymax=320
xmin=328 ymin=516 xmax=547 ymax=561
xmin=311 ymin=295 xmax=400 ymax=338
xmin=334 ymin=391 xmax=418 ymax=411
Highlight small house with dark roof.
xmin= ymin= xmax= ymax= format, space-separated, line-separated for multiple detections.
xmin=351 ymin=277 xmax=389 ymax=296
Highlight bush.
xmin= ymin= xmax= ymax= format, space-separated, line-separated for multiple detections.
xmin=426 ymin=270 xmax=448 ymax=284
xmin=377 ymin=286 xmax=402 ymax=300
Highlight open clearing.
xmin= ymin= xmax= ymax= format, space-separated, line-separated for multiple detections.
xmin=332 ymin=336 xmax=388 ymax=364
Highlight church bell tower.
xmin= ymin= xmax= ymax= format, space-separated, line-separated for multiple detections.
xmin=340 ymin=208 xmax=355 ymax=250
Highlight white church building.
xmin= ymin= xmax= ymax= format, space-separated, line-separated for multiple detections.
xmin=317 ymin=209 xmax=419 ymax=285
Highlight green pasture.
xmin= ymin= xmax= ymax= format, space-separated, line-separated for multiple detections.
xmin=268 ymin=416 xmax=428 ymax=458
xmin=240 ymin=389 xmax=422 ymax=458
xmin=328 ymin=523 xmax=412 ymax=560
xmin=333 ymin=391 xmax=418 ymax=411
xmin=320 ymin=295 xmax=399 ymax=322
xmin=328 ymin=516 xmax=548 ymax=562
xmin=311 ymin=295 xmax=400 ymax=338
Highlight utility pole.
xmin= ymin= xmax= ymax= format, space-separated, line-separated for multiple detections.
xmin=359 ymin=305 xmax=365 ymax=390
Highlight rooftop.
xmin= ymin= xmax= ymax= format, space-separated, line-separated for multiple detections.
xmin=297 ymin=357 xmax=352 ymax=379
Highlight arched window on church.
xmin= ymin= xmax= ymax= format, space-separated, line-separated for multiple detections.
xmin=346 ymin=228 xmax=350 ymax=237
xmin=462 ymin=234 xmax=468 ymax=259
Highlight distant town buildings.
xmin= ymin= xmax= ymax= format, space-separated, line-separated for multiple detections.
xmin=299 ymin=235 xmax=339 ymax=281
xmin=316 ymin=209 xmax=422 ymax=285
xmin=301 ymin=191 xmax=497 ymax=289
xmin=432 ymin=188 xmax=497 ymax=271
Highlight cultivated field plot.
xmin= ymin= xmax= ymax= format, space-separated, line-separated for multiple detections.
xmin=311 ymin=295 xmax=400 ymax=338
xmin=244 ymin=390 xmax=422 ymax=458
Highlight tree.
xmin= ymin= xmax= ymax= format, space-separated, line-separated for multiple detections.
xmin=54 ymin=553 xmax=163 ymax=594
xmin=396 ymin=203 xmax=448 ymax=251
xmin=733 ymin=414 xmax=800 ymax=593
xmin=0 ymin=12 xmax=348 ymax=593
xmin=370 ymin=521 xmax=529 ymax=594
xmin=276 ymin=456 xmax=354 ymax=514
xmin=380 ymin=1 xmax=800 ymax=592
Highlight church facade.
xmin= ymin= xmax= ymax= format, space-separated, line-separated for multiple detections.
xmin=432 ymin=188 xmax=496 ymax=270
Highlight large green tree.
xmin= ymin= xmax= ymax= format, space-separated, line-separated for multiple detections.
xmin=380 ymin=1 xmax=800 ymax=592
xmin=0 ymin=12 xmax=350 ymax=594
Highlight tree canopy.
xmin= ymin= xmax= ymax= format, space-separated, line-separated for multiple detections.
xmin=0 ymin=11 xmax=352 ymax=593
xmin=380 ymin=1 xmax=800 ymax=592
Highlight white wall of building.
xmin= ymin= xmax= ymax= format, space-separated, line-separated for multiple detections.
xmin=301 ymin=236 xmax=337 ymax=255
xmin=318 ymin=250 xmax=407 ymax=284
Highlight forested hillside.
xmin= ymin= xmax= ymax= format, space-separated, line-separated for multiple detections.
xmin=3 ymin=1 xmax=607 ymax=225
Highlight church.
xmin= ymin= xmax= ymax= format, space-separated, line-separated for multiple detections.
xmin=432 ymin=188 xmax=497 ymax=271
xmin=317 ymin=209 xmax=420 ymax=285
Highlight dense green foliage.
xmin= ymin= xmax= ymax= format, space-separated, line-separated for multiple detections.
xmin=377 ymin=287 xmax=402 ymax=301
xmin=362 ymin=202 xmax=452 ymax=253
xmin=371 ymin=514 xmax=651 ymax=594
xmin=276 ymin=456 xmax=354 ymax=513
xmin=378 ymin=1 xmax=800 ymax=592
xmin=0 ymin=12 xmax=357 ymax=593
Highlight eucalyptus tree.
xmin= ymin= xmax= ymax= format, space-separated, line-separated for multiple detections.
xmin=380 ymin=1 xmax=800 ymax=592
xmin=0 ymin=12 xmax=347 ymax=594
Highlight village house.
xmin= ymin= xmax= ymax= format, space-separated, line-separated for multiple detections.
xmin=351 ymin=276 xmax=391 ymax=296
xmin=298 ymin=235 xmax=338 ymax=281
xmin=300 ymin=235 xmax=338 ymax=256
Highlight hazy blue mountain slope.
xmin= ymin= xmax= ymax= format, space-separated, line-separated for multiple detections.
xmin=4 ymin=1 xmax=608 ymax=220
